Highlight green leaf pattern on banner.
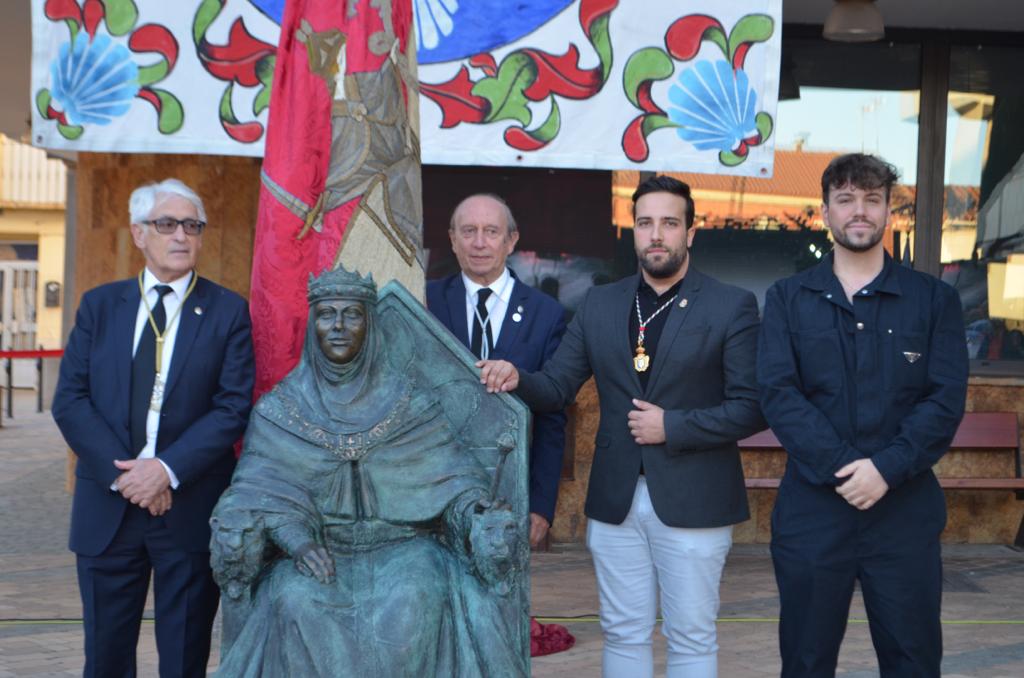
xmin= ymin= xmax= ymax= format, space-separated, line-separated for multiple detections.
xmin=193 ymin=0 xmax=223 ymax=46
xmin=706 ymin=26 xmax=729 ymax=58
xmin=589 ymin=14 xmax=614 ymax=82
xmin=718 ymin=149 xmax=747 ymax=166
xmin=57 ymin=122 xmax=85 ymax=140
xmin=219 ymin=82 xmax=239 ymax=123
xmin=253 ymin=55 xmax=275 ymax=116
xmin=137 ymin=61 xmax=169 ymax=87
xmin=623 ymin=48 xmax=674 ymax=108
xmin=641 ymin=114 xmax=677 ymax=137
xmin=103 ymin=0 xmax=139 ymax=37
xmin=35 ymin=89 xmax=52 ymax=119
xmin=755 ymin=111 xmax=773 ymax=142
xmin=473 ymin=52 xmax=537 ymax=127
xmin=152 ymin=88 xmax=185 ymax=134
xmin=727 ymin=15 xmax=774 ymax=65
xmin=526 ymin=97 xmax=562 ymax=144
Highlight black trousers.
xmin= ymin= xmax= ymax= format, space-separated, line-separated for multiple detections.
xmin=771 ymin=477 xmax=945 ymax=678
xmin=76 ymin=506 xmax=220 ymax=678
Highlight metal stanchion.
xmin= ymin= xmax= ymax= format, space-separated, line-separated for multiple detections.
xmin=5 ymin=358 xmax=11 ymax=419
xmin=37 ymin=347 xmax=44 ymax=413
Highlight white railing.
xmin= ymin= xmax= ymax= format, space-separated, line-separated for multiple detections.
xmin=0 ymin=134 xmax=66 ymax=209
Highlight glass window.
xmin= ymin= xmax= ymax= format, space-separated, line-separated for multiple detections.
xmin=940 ymin=45 xmax=1024 ymax=372
xmin=612 ymin=38 xmax=922 ymax=307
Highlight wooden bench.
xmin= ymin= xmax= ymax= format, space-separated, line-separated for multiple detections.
xmin=739 ymin=412 xmax=1024 ymax=545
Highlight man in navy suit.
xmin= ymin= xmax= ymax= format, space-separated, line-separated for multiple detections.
xmin=426 ymin=193 xmax=567 ymax=547
xmin=52 ymin=179 xmax=254 ymax=677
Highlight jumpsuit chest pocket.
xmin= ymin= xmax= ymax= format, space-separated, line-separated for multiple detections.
xmin=883 ymin=330 xmax=928 ymax=393
xmin=793 ymin=329 xmax=842 ymax=394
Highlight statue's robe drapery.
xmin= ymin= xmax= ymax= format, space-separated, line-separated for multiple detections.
xmin=214 ymin=324 xmax=525 ymax=677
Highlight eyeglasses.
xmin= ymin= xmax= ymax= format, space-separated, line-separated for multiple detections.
xmin=143 ymin=217 xmax=206 ymax=235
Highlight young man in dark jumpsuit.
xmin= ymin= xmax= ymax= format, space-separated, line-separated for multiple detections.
xmin=757 ymin=153 xmax=968 ymax=677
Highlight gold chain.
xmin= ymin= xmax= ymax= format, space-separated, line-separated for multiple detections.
xmin=137 ymin=270 xmax=198 ymax=375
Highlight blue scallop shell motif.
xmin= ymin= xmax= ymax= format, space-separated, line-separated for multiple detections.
xmin=414 ymin=0 xmax=574 ymax=64
xmin=415 ymin=0 xmax=459 ymax=52
xmin=668 ymin=60 xmax=759 ymax=153
xmin=50 ymin=32 xmax=140 ymax=126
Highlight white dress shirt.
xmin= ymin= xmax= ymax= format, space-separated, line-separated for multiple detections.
xmin=128 ymin=268 xmax=194 ymax=489
xmin=462 ymin=268 xmax=515 ymax=350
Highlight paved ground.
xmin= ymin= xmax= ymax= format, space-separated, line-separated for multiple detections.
xmin=2 ymin=398 xmax=1023 ymax=677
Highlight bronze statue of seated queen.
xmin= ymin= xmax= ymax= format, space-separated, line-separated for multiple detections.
xmin=211 ymin=266 xmax=529 ymax=677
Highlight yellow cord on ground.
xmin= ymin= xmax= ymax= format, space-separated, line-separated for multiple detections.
xmin=532 ymin=616 xmax=1024 ymax=625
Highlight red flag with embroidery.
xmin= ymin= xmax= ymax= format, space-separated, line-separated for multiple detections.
xmin=249 ymin=0 xmax=422 ymax=402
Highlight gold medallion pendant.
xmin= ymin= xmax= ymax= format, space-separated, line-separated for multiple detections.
xmin=633 ymin=345 xmax=650 ymax=372
xmin=633 ymin=290 xmax=677 ymax=374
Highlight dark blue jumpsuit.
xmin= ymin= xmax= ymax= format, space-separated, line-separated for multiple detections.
xmin=758 ymin=253 xmax=968 ymax=678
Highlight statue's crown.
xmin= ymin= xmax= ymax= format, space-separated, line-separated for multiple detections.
xmin=307 ymin=266 xmax=377 ymax=304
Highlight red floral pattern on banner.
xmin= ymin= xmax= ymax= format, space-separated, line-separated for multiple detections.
xmin=421 ymin=0 xmax=618 ymax=153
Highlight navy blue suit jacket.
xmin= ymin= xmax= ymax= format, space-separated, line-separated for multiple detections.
xmin=426 ymin=271 xmax=567 ymax=523
xmin=53 ymin=276 xmax=254 ymax=556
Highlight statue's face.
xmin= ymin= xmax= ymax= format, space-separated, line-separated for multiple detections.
xmin=314 ymin=299 xmax=367 ymax=364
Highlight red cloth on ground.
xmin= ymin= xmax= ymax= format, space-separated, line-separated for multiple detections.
xmin=530 ymin=617 xmax=576 ymax=657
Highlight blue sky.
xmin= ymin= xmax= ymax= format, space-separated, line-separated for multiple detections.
xmin=775 ymin=87 xmax=986 ymax=187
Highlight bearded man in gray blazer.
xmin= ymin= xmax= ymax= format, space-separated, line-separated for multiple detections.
xmin=480 ymin=175 xmax=764 ymax=678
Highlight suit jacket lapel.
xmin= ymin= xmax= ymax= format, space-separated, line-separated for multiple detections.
xmin=116 ymin=282 xmax=141 ymax=427
xmin=445 ymin=275 xmax=471 ymax=349
xmin=493 ymin=278 xmax=526 ymax=355
xmin=644 ymin=269 xmax=702 ymax=397
xmin=163 ymin=277 xmax=206 ymax=400
xmin=616 ymin=275 xmax=643 ymax=393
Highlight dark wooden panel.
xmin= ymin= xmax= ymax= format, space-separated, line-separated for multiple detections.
xmin=421 ymin=165 xmax=614 ymax=278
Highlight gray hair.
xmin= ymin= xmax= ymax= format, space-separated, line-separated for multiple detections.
xmin=129 ymin=179 xmax=207 ymax=225
xmin=449 ymin=193 xmax=518 ymax=236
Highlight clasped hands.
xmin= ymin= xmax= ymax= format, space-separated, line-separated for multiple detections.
xmin=113 ymin=458 xmax=172 ymax=516
xmin=835 ymin=458 xmax=889 ymax=510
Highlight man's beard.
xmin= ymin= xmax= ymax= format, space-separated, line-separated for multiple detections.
xmin=831 ymin=220 xmax=885 ymax=253
xmin=639 ymin=246 xmax=687 ymax=279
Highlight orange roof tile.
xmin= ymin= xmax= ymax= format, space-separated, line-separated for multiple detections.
xmin=615 ymin=149 xmax=841 ymax=200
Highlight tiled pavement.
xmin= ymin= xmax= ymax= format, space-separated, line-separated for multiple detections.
xmin=2 ymin=399 xmax=1023 ymax=677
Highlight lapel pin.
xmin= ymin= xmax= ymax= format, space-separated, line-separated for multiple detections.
xmin=512 ymin=312 xmax=522 ymax=322
xmin=679 ymin=298 xmax=688 ymax=308
xmin=517 ymin=305 xmax=524 ymax=313
xmin=194 ymin=306 xmax=203 ymax=315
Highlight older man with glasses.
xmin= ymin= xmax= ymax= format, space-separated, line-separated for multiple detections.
xmin=53 ymin=178 xmax=255 ymax=677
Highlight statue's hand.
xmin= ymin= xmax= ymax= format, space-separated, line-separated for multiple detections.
xmin=469 ymin=504 xmax=519 ymax=594
xmin=294 ymin=542 xmax=335 ymax=584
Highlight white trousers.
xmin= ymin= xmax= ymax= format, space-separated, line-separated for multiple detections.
xmin=586 ymin=477 xmax=733 ymax=678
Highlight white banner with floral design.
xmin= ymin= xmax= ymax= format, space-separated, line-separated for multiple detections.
xmin=31 ymin=0 xmax=280 ymax=156
xmin=31 ymin=0 xmax=781 ymax=176
xmin=418 ymin=0 xmax=782 ymax=177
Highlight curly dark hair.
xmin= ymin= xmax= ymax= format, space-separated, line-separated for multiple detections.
xmin=821 ymin=153 xmax=900 ymax=204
